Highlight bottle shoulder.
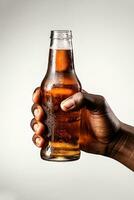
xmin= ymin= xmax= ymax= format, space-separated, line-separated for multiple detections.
xmin=41 ymin=71 xmax=81 ymax=92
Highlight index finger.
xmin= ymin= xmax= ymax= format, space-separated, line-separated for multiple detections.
xmin=32 ymin=87 xmax=41 ymax=104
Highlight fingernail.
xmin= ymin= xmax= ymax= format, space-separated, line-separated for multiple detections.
xmin=36 ymin=137 xmax=41 ymax=146
xmin=61 ymin=99 xmax=75 ymax=110
xmin=34 ymin=108 xmax=39 ymax=116
xmin=34 ymin=123 xmax=39 ymax=131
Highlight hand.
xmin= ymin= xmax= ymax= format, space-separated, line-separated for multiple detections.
xmin=30 ymin=87 xmax=120 ymax=156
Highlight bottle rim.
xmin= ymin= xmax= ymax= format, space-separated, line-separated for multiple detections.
xmin=50 ymin=30 xmax=72 ymax=39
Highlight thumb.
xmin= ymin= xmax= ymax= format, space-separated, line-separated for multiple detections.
xmin=60 ymin=92 xmax=84 ymax=111
xmin=60 ymin=90 xmax=106 ymax=112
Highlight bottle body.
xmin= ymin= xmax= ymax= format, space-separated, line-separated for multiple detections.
xmin=40 ymin=31 xmax=81 ymax=161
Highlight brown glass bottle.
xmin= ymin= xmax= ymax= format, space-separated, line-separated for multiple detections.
xmin=40 ymin=30 xmax=81 ymax=161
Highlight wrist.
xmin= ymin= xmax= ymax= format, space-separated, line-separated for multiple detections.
xmin=105 ymin=122 xmax=134 ymax=171
xmin=105 ymin=123 xmax=126 ymax=158
xmin=105 ymin=122 xmax=128 ymax=158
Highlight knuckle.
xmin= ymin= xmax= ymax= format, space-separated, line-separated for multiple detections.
xmin=35 ymin=122 xmax=45 ymax=135
xmin=32 ymin=87 xmax=41 ymax=103
xmin=31 ymin=104 xmax=44 ymax=120
xmin=77 ymin=92 xmax=84 ymax=101
xmin=33 ymin=87 xmax=40 ymax=94
xmin=97 ymin=95 xmax=105 ymax=103
xmin=32 ymin=134 xmax=44 ymax=147
xmin=74 ymin=92 xmax=84 ymax=106
xmin=32 ymin=134 xmax=37 ymax=145
xmin=31 ymin=103 xmax=38 ymax=114
xmin=95 ymin=95 xmax=107 ymax=112
xmin=30 ymin=118 xmax=36 ymax=130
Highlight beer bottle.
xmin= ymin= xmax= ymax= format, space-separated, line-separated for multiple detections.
xmin=40 ymin=30 xmax=82 ymax=161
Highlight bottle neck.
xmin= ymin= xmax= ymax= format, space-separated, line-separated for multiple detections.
xmin=47 ymin=38 xmax=74 ymax=73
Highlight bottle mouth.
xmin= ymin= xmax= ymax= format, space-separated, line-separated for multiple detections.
xmin=50 ymin=30 xmax=72 ymax=39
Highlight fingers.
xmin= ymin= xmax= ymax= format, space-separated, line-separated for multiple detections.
xmin=60 ymin=90 xmax=106 ymax=113
xmin=31 ymin=103 xmax=44 ymax=121
xmin=30 ymin=118 xmax=45 ymax=134
xmin=32 ymin=87 xmax=41 ymax=104
xmin=32 ymin=134 xmax=45 ymax=148
xmin=31 ymin=87 xmax=46 ymax=148
xmin=30 ymin=118 xmax=45 ymax=147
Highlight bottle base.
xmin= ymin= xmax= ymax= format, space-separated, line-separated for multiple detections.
xmin=40 ymin=144 xmax=80 ymax=162
xmin=40 ymin=154 xmax=80 ymax=162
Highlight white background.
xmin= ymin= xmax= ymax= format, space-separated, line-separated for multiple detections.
xmin=0 ymin=0 xmax=134 ymax=199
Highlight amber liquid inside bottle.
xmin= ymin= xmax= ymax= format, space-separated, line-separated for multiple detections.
xmin=40 ymin=31 xmax=81 ymax=161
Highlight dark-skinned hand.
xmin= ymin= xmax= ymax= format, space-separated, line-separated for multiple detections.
xmin=31 ymin=87 xmax=120 ymax=156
